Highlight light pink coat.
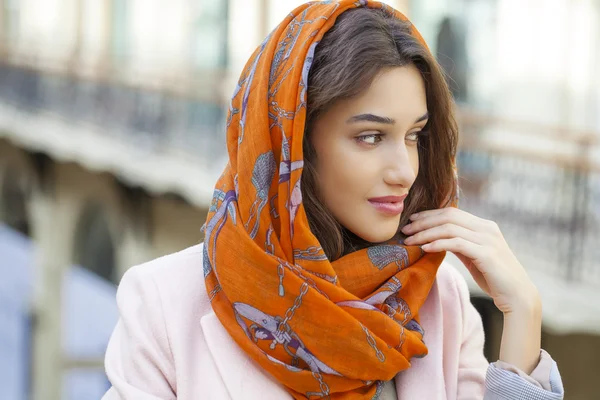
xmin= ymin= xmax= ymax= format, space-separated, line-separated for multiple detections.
xmin=101 ymin=244 xmax=547 ymax=399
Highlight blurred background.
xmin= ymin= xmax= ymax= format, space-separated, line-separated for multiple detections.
xmin=0 ymin=0 xmax=598 ymax=399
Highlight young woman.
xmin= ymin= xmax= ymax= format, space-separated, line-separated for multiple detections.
xmin=103 ymin=1 xmax=564 ymax=399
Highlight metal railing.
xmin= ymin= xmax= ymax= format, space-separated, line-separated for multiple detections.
xmin=0 ymin=62 xmax=228 ymax=164
xmin=457 ymin=112 xmax=600 ymax=284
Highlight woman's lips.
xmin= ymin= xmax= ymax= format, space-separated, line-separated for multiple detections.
xmin=368 ymin=194 xmax=408 ymax=216
xmin=368 ymin=200 xmax=405 ymax=216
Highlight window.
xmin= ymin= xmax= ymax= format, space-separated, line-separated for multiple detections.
xmin=74 ymin=203 xmax=116 ymax=283
xmin=3 ymin=0 xmax=20 ymax=45
xmin=190 ymin=0 xmax=229 ymax=70
xmin=0 ymin=166 xmax=30 ymax=236
xmin=110 ymin=0 xmax=129 ymax=65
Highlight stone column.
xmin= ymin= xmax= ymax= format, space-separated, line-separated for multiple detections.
xmin=30 ymin=169 xmax=78 ymax=400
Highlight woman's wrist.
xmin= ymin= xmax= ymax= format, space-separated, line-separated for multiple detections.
xmin=498 ymin=292 xmax=542 ymax=374
xmin=504 ymin=286 xmax=542 ymax=317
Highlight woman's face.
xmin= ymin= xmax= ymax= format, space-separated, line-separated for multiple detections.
xmin=310 ymin=65 xmax=428 ymax=243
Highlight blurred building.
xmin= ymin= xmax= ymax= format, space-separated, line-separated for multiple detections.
xmin=0 ymin=1 xmax=230 ymax=399
xmin=0 ymin=1 xmax=598 ymax=400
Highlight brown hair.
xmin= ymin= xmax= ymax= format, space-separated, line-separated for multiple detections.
xmin=301 ymin=8 xmax=458 ymax=261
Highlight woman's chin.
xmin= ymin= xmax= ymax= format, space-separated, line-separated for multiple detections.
xmin=351 ymin=226 xmax=399 ymax=244
xmin=340 ymin=211 xmax=401 ymax=244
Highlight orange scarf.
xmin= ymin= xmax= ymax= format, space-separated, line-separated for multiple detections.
xmin=203 ymin=1 xmax=449 ymax=398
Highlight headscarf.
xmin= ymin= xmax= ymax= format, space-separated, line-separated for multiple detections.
xmin=203 ymin=1 xmax=452 ymax=398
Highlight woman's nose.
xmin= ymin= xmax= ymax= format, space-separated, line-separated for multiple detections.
xmin=382 ymin=144 xmax=417 ymax=188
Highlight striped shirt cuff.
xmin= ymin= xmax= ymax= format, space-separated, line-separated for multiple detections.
xmin=484 ymin=353 xmax=564 ymax=400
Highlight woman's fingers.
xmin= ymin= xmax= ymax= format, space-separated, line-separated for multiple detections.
xmin=403 ymin=223 xmax=485 ymax=246
xmin=406 ymin=208 xmax=495 ymax=234
xmin=420 ymin=237 xmax=486 ymax=263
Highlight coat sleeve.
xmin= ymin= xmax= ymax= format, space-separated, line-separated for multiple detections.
xmin=453 ymin=267 xmax=489 ymax=399
xmin=102 ymin=266 xmax=177 ymax=400
xmin=453 ymin=268 xmax=564 ymax=400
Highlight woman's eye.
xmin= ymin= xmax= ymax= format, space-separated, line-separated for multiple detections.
xmin=406 ymin=130 xmax=428 ymax=142
xmin=356 ymin=133 xmax=383 ymax=145
xmin=406 ymin=131 xmax=421 ymax=142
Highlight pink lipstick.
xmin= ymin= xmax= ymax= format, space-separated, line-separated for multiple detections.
xmin=368 ymin=194 xmax=408 ymax=216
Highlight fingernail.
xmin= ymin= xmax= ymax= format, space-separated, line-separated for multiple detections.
xmin=404 ymin=236 xmax=413 ymax=244
xmin=410 ymin=213 xmax=419 ymax=220
xmin=402 ymin=224 xmax=411 ymax=233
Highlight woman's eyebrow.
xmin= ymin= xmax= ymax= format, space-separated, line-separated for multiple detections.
xmin=415 ymin=112 xmax=429 ymax=123
xmin=346 ymin=113 xmax=395 ymax=124
xmin=346 ymin=112 xmax=429 ymax=125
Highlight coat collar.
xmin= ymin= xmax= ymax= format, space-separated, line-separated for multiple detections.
xmin=200 ymin=312 xmax=291 ymax=399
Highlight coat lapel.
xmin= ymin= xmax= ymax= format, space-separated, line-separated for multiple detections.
xmin=200 ymin=312 xmax=291 ymax=400
xmin=394 ymin=279 xmax=447 ymax=400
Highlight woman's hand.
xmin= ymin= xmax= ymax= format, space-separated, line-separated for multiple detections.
xmin=401 ymin=208 xmax=539 ymax=314
xmin=402 ymin=208 xmax=543 ymax=373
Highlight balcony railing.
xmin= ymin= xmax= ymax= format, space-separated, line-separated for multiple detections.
xmin=457 ymin=112 xmax=600 ymax=284
xmin=0 ymin=62 xmax=228 ymax=164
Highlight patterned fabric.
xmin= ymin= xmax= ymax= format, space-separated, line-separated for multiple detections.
xmin=202 ymin=1 xmax=456 ymax=398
